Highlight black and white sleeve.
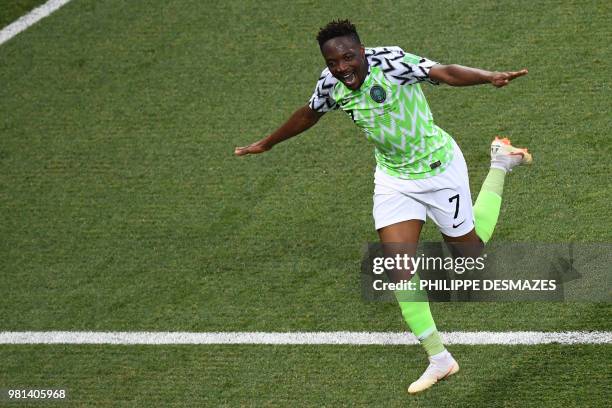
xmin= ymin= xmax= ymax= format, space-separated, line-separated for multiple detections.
xmin=368 ymin=47 xmax=440 ymax=86
xmin=308 ymin=68 xmax=339 ymax=113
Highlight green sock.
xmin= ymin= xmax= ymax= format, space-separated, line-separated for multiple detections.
xmin=473 ymin=168 xmax=506 ymax=244
xmin=421 ymin=331 xmax=446 ymax=357
xmin=397 ymin=300 xmax=445 ymax=356
xmin=395 ymin=274 xmax=445 ymax=357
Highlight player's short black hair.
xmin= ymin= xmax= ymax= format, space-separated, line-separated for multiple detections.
xmin=316 ymin=19 xmax=361 ymax=48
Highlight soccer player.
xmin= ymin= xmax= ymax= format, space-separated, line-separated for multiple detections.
xmin=235 ymin=20 xmax=531 ymax=394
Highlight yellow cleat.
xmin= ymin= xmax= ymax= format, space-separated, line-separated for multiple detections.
xmin=490 ymin=136 xmax=532 ymax=171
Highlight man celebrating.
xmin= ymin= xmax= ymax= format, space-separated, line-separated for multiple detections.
xmin=235 ymin=20 xmax=531 ymax=394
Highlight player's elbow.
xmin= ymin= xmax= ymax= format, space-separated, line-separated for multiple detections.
xmin=431 ymin=64 xmax=462 ymax=86
xmin=301 ymin=105 xmax=324 ymax=127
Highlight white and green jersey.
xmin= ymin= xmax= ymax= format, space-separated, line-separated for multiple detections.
xmin=308 ymin=46 xmax=453 ymax=180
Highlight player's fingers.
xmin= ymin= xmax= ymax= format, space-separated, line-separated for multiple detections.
xmin=508 ymin=69 xmax=528 ymax=80
xmin=234 ymin=146 xmax=250 ymax=156
xmin=494 ymin=79 xmax=509 ymax=88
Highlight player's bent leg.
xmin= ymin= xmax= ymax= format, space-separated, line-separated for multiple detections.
xmin=473 ymin=137 xmax=533 ymax=243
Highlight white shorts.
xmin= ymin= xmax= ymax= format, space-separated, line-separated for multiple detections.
xmin=373 ymin=139 xmax=474 ymax=237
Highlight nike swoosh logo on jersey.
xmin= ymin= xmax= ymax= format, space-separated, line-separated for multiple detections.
xmin=452 ymin=220 xmax=466 ymax=228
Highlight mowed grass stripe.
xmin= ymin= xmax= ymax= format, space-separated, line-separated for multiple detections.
xmin=0 ymin=0 xmax=72 ymax=45
xmin=1 ymin=331 xmax=610 ymax=345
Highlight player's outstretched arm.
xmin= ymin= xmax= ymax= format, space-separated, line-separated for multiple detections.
xmin=429 ymin=64 xmax=528 ymax=88
xmin=234 ymin=105 xmax=324 ymax=156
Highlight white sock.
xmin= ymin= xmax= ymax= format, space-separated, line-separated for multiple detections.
xmin=430 ymin=349 xmax=452 ymax=364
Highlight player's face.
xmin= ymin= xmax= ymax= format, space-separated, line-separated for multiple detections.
xmin=320 ymin=35 xmax=367 ymax=90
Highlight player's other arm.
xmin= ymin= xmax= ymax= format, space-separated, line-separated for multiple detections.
xmin=234 ymin=105 xmax=324 ymax=156
xmin=429 ymin=64 xmax=528 ymax=88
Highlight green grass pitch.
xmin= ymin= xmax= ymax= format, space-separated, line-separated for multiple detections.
xmin=0 ymin=0 xmax=610 ymax=406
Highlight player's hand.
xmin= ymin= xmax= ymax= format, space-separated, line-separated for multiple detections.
xmin=234 ymin=140 xmax=271 ymax=156
xmin=490 ymin=68 xmax=528 ymax=88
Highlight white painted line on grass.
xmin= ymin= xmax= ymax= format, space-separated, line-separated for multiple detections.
xmin=0 ymin=0 xmax=73 ymax=46
xmin=0 ymin=331 xmax=610 ymax=345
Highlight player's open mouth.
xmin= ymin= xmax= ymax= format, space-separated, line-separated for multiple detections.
xmin=341 ymin=72 xmax=357 ymax=87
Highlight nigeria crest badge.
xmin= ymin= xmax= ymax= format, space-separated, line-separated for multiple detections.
xmin=369 ymin=85 xmax=386 ymax=103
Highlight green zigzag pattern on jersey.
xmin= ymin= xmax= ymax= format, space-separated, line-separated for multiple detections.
xmin=334 ymin=66 xmax=452 ymax=179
